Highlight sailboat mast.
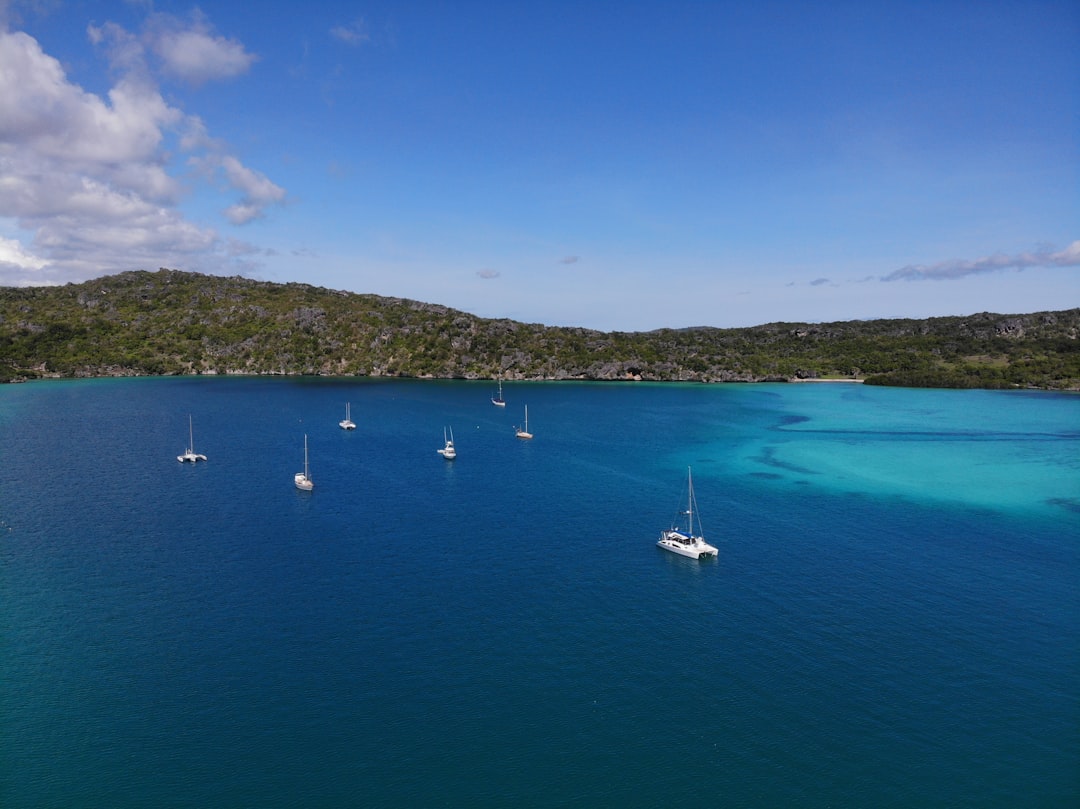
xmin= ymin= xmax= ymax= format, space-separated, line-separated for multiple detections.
xmin=687 ymin=466 xmax=694 ymax=534
xmin=188 ymin=415 xmax=194 ymax=452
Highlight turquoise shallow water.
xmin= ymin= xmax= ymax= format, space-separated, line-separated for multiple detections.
xmin=1 ymin=378 xmax=1078 ymax=807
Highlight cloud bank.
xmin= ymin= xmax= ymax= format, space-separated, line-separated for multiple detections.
xmin=0 ymin=11 xmax=283 ymax=287
xmin=883 ymin=241 xmax=1080 ymax=282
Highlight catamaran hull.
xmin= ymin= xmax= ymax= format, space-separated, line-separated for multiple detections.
xmin=657 ymin=531 xmax=718 ymax=559
xmin=657 ymin=540 xmax=717 ymax=559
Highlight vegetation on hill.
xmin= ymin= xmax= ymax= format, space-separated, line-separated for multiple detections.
xmin=0 ymin=269 xmax=1077 ymax=389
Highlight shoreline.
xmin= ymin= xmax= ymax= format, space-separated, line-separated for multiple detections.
xmin=789 ymin=378 xmax=865 ymax=383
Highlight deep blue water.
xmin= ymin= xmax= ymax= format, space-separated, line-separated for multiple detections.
xmin=1 ymin=377 xmax=1078 ymax=808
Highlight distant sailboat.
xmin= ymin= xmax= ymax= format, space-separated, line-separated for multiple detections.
xmin=515 ymin=405 xmax=533 ymax=440
xmin=657 ymin=467 xmax=717 ymax=559
xmin=294 ymin=434 xmax=314 ymax=491
xmin=177 ymin=415 xmax=207 ymax=463
xmin=437 ymin=426 xmax=457 ymax=459
xmin=491 ymin=377 xmax=506 ymax=407
xmin=339 ymin=402 xmax=356 ymax=430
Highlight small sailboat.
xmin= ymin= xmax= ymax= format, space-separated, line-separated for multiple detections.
xmin=294 ymin=434 xmax=314 ymax=491
xmin=657 ymin=467 xmax=717 ymax=559
xmin=491 ymin=377 xmax=506 ymax=407
xmin=339 ymin=402 xmax=356 ymax=430
xmin=437 ymin=426 xmax=457 ymax=459
xmin=515 ymin=405 xmax=533 ymax=439
xmin=177 ymin=415 xmax=207 ymax=463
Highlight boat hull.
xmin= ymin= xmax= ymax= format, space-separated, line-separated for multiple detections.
xmin=294 ymin=473 xmax=313 ymax=491
xmin=657 ymin=531 xmax=717 ymax=559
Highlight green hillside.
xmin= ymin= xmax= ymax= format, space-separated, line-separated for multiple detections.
xmin=1 ymin=269 xmax=1077 ymax=389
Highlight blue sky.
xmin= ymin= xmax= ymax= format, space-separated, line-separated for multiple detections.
xmin=0 ymin=0 xmax=1076 ymax=331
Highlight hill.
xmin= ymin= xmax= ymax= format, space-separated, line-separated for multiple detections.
xmin=1 ymin=269 xmax=1077 ymax=389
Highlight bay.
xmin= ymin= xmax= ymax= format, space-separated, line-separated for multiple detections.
xmin=1 ymin=378 xmax=1077 ymax=808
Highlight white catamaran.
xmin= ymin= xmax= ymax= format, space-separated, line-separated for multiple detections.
xmin=294 ymin=434 xmax=314 ymax=491
xmin=437 ymin=426 xmax=457 ymax=459
xmin=515 ymin=405 xmax=533 ymax=439
xmin=177 ymin=415 xmax=207 ymax=463
xmin=657 ymin=467 xmax=718 ymax=559
xmin=339 ymin=402 xmax=356 ymax=430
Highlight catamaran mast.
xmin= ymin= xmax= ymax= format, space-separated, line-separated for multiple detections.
xmin=687 ymin=467 xmax=694 ymax=535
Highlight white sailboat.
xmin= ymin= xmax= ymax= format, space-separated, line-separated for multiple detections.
xmin=657 ymin=467 xmax=718 ymax=559
xmin=294 ymin=434 xmax=314 ymax=491
xmin=437 ymin=426 xmax=457 ymax=459
xmin=177 ymin=415 xmax=207 ymax=463
xmin=515 ymin=405 xmax=533 ymax=439
xmin=339 ymin=402 xmax=356 ymax=430
xmin=491 ymin=377 xmax=506 ymax=407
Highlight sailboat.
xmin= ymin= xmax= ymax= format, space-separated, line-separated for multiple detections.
xmin=177 ymin=415 xmax=207 ymax=463
xmin=294 ymin=434 xmax=314 ymax=491
xmin=491 ymin=377 xmax=506 ymax=407
xmin=437 ymin=426 xmax=457 ymax=459
xmin=657 ymin=467 xmax=718 ymax=559
xmin=339 ymin=402 xmax=356 ymax=430
xmin=515 ymin=405 xmax=533 ymax=439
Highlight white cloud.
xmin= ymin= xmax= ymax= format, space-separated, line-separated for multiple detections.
xmin=330 ymin=20 xmax=370 ymax=46
xmin=0 ymin=30 xmax=177 ymax=169
xmin=1050 ymin=241 xmax=1080 ymax=266
xmin=153 ymin=29 xmax=256 ymax=84
xmin=220 ymin=155 xmax=286 ymax=206
xmin=178 ymin=115 xmax=218 ymax=151
xmin=882 ymin=241 xmax=1080 ymax=281
xmin=0 ymin=14 xmax=285 ymax=288
xmin=86 ymin=21 xmax=145 ymax=75
xmin=190 ymin=153 xmax=286 ymax=224
xmin=223 ymin=202 xmax=263 ymax=226
xmin=0 ymin=234 xmax=46 ymax=270
xmin=89 ymin=12 xmax=257 ymax=86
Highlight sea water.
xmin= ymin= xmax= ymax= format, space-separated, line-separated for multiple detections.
xmin=1 ymin=378 xmax=1077 ymax=808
